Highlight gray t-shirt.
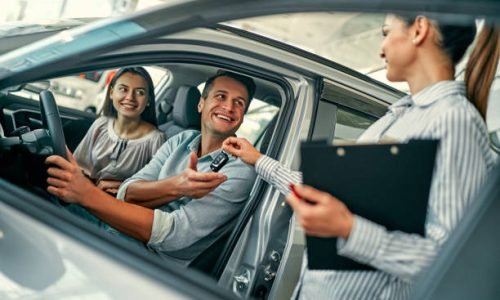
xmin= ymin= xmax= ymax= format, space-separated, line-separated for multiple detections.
xmin=74 ymin=116 xmax=166 ymax=182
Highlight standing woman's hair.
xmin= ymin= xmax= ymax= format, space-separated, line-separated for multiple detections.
xmin=431 ymin=21 xmax=499 ymax=120
xmin=465 ymin=25 xmax=500 ymax=119
xmin=401 ymin=16 xmax=499 ymax=120
xmin=101 ymin=67 xmax=158 ymax=126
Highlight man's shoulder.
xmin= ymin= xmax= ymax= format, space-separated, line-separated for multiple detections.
xmin=170 ymin=129 xmax=201 ymax=143
xmin=164 ymin=129 xmax=201 ymax=147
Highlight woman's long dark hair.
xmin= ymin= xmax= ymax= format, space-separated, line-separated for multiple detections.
xmin=100 ymin=67 xmax=158 ymax=126
xmin=402 ymin=16 xmax=499 ymax=120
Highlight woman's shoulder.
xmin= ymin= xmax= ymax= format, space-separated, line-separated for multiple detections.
xmin=94 ymin=116 xmax=111 ymax=127
xmin=86 ymin=116 xmax=112 ymax=138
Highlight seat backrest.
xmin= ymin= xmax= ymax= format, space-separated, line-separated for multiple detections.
xmin=156 ymin=87 xmax=178 ymax=125
xmin=159 ymin=85 xmax=201 ymax=137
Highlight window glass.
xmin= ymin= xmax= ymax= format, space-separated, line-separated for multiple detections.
xmin=236 ymin=99 xmax=279 ymax=144
xmin=333 ymin=107 xmax=376 ymax=143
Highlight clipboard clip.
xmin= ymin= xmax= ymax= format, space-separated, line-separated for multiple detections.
xmin=335 ymin=145 xmax=400 ymax=157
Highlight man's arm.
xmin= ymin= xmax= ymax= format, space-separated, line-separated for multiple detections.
xmin=147 ymin=160 xmax=256 ymax=253
xmin=123 ymin=152 xmax=227 ymax=207
xmin=46 ymin=152 xmax=154 ymax=241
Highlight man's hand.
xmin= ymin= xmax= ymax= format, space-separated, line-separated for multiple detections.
xmin=286 ymin=184 xmax=354 ymax=239
xmin=173 ymin=152 xmax=227 ymax=199
xmin=46 ymin=149 xmax=96 ymax=204
xmin=97 ymin=180 xmax=122 ymax=195
xmin=222 ymin=137 xmax=262 ymax=166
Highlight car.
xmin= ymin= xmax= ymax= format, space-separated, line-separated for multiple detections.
xmin=0 ymin=1 xmax=499 ymax=299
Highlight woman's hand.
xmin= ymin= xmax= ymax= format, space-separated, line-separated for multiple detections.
xmin=286 ymin=184 xmax=354 ymax=239
xmin=97 ymin=180 xmax=122 ymax=195
xmin=45 ymin=149 xmax=96 ymax=204
xmin=222 ymin=137 xmax=262 ymax=166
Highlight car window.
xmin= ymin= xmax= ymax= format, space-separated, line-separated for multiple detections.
xmin=11 ymin=66 xmax=170 ymax=114
xmin=333 ymin=107 xmax=376 ymax=143
xmin=237 ymin=99 xmax=279 ymax=144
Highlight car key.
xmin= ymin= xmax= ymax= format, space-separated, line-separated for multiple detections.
xmin=210 ymin=150 xmax=229 ymax=172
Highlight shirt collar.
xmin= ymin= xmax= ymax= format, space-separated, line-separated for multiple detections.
xmin=186 ymin=134 xmax=226 ymax=160
xmin=412 ymin=80 xmax=465 ymax=107
xmin=387 ymin=80 xmax=465 ymax=114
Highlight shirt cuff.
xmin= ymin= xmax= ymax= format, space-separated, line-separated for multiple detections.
xmin=337 ymin=215 xmax=386 ymax=264
xmin=147 ymin=209 xmax=174 ymax=247
xmin=116 ymin=179 xmax=140 ymax=200
xmin=255 ymin=155 xmax=280 ymax=182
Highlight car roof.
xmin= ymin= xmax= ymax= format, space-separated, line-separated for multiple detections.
xmin=0 ymin=0 xmax=498 ymax=89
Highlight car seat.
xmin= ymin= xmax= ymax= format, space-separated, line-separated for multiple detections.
xmin=156 ymin=87 xmax=178 ymax=125
xmin=159 ymin=85 xmax=201 ymax=137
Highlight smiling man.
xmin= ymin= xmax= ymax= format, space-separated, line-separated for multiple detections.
xmin=46 ymin=71 xmax=257 ymax=266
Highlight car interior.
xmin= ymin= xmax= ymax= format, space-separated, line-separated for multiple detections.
xmin=0 ymin=61 xmax=283 ymax=278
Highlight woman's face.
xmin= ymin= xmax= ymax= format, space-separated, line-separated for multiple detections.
xmin=380 ymin=15 xmax=417 ymax=82
xmin=109 ymin=72 xmax=149 ymax=121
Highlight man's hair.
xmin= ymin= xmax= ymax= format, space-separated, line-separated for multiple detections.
xmin=201 ymin=71 xmax=256 ymax=112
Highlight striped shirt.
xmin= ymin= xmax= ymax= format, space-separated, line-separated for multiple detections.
xmin=255 ymin=80 xmax=498 ymax=299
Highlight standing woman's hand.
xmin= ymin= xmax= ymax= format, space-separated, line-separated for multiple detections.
xmin=222 ymin=137 xmax=263 ymax=165
xmin=286 ymin=184 xmax=354 ymax=239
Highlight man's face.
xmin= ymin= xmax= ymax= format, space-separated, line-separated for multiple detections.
xmin=198 ymin=76 xmax=249 ymax=138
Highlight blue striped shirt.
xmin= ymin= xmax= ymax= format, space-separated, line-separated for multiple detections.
xmin=255 ymin=81 xmax=498 ymax=299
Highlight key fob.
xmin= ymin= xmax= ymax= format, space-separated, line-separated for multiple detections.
xmin=210 ymin=151 xmax=229 ymax=172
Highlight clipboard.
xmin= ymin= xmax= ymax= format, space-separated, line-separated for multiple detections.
xmin=300 ymin=139 xmax=439 ymax=271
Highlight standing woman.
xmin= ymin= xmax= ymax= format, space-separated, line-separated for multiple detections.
xmin=223 ymin=16 xmax=499 ymax=299
xmin=74 ymin=67 xmax=166 ymax=195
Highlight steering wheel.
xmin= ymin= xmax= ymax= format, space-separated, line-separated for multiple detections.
xmin=39 ymin=90 xmax=68 ymax=159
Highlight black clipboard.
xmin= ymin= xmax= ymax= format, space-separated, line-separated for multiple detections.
xmin=300 ymin=139 xmax=439 ymax=271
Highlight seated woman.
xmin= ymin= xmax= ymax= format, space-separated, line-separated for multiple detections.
xmin=74 ymin=67 xmax=166 ymax=195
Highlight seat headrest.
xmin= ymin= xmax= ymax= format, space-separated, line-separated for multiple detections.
xmin=173 ymin=85 xmax=201 ymax=129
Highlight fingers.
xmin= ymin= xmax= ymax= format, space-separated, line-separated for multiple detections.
xmin=187 ymin=152 xmax=198 ymax=171
xmin=190 ymin=177 xmax=226 ymax=190
xmin=222 ymin=137 xmax=241 ymax=156
xmin=286 ymin=192 xmax=305 ymax=212
xmin=46 ymin=177 xmax=68 ymax=188
xmin=104 ymin=188 xmax=118 ymax=195
xmin=66 ymin=147 xmax=77 ymax=164
xmin=97 ymin=180 xmax=122 ymax=190
xmin=223 ymin=137 xmax=250 ymax=155
xmin=46 ymin=166 xmax=71 ymax=181
xmin=294 ymin=184 xmax=332 ymax=205
xmin=45 ymin=155 xmax=71 ymax=168
xmin=187 ymin=169 xmax=226 ymax=182
xmin=47 ymin=186 xmax=62 ymax=198
xmin=286 ymin=184 xmax=330 ymax=214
